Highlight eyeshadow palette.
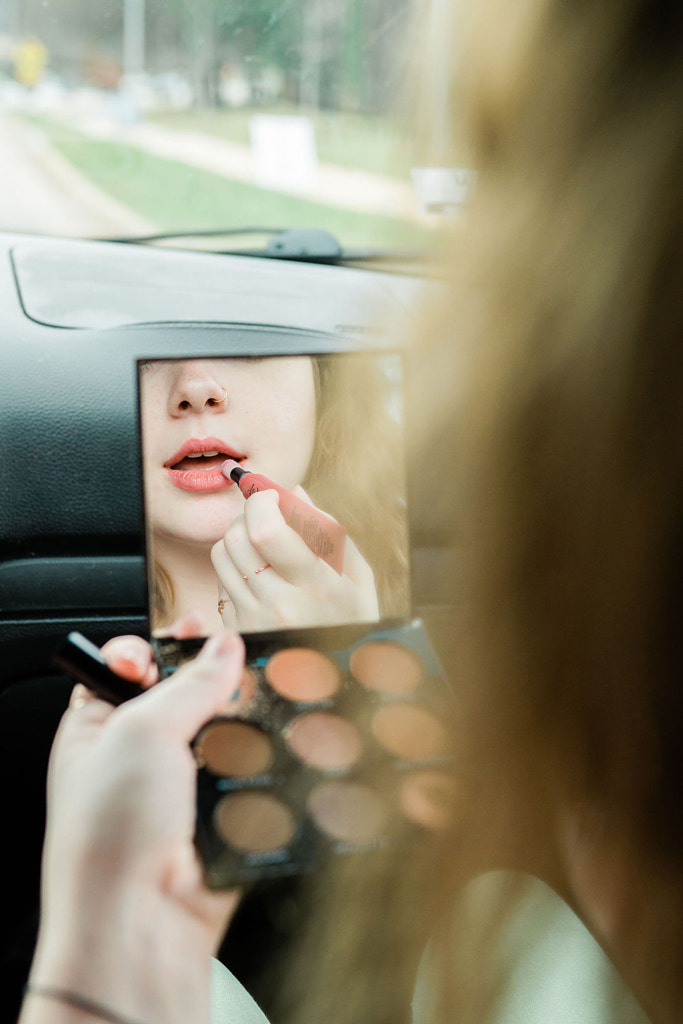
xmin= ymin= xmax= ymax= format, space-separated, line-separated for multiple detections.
xmin=152 ymin=618 xmax=457 ymax=887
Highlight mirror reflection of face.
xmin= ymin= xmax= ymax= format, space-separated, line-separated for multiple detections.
xmin=140 ymin=357 xmax=317 ymax=548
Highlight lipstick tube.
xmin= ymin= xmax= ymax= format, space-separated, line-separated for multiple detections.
xmin=54 ymin=632 xmax=144 ymax=705
xmin=222 ymin=461 xmax=346 ymax=574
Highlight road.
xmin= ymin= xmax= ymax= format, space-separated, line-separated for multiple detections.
xmin=70 ymin=115 xmax=420 ymax=220
xmin=0 ymin=113 xmax=154 ymax=237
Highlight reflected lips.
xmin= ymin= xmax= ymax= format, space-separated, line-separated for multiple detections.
xmin=164 ymin=437 xmax=245 ymax=492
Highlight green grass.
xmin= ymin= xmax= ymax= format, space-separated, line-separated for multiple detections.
xmin=148 ymin=106 xmax=416 ymax=179
xmin=32 ymin=117 xmax=428 ymax=250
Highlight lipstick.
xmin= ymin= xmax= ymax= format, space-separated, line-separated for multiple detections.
xmin=54 ymin=632 xmax=144 ymax=705
xmin=221 ymin=460 xmax=346 ymax=574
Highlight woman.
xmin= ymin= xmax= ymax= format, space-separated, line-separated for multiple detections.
xmin=20 ymin=0 xmax=683 ymax=1020
xmin=140 ymin=354 xmax=409 ymax=634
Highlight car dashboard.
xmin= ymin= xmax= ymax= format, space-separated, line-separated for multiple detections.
xmin=0 ymin=233 xmax=449 ymax=689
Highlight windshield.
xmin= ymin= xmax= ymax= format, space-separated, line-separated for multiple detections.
xmin=0 ymin=0 xmax=440 ymax=253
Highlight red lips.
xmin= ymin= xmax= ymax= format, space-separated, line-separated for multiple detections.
xmin=164 ymin=437 xmax=246 ymax=492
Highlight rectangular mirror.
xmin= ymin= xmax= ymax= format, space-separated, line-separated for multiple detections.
xmin=138 ymin=352 xmax=410 ymax=637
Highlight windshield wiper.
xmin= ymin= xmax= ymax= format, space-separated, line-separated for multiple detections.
xmin=99 ymin=227 xmax=424 ymax=266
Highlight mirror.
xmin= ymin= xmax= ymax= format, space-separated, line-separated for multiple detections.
xmin=138 ymin=352 xmax=410 ymax=636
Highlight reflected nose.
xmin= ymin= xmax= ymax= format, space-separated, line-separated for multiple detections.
xmin=167 ymin=362 xmax=228 ymax=416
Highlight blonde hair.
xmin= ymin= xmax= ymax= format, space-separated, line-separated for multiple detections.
xmin=276 ymin=1 xmax=683 ymax=1021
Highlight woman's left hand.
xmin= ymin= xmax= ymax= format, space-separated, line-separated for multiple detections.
xmin=211 ymin=487 xmax=379 ymax=632
xmin=24 ymin=632 xmax=244 ymax=1024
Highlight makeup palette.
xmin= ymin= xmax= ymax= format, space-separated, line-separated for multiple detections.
xmin=152 ymin=619 xmax=457 ymax=887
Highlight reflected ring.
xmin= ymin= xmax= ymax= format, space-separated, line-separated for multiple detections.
xmin=242 ymin=563 xmax=271 ymax=580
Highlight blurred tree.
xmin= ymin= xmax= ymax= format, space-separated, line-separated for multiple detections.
xmin=12 ymin=0 xmax=414 ymax=113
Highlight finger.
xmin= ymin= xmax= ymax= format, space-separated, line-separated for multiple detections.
xmin=242 ymin=489 xmax=328 ymax=587
xmin=211 ymin=518 xmax=265 ymax=611
xmin=341 ymin=534 xmax=378 ymax=589
xmin=217 ymin=585 xmax=238 ymax=629
xmin=292 ymin=484 xmax=316 ymax=507
xmin=101 ymin=635 xmax=158 ymax=688
xmin=167 ymin=608 xmax=206 ymax=640
xmin=121 ymin=631 xmax=246 ymax=741
xmin=55 ymin=686 xmax=115 ymax=751
xmin=69 ymin=682 xmax=94 ymax=709
xmin=48 ymin=687 xmax=115 ymax=789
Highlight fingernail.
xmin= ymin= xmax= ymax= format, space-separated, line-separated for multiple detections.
xmin=69 ymin=683 xmax=90 ymax=708
xmin=115 ymin=644 xmax=146 ymax=673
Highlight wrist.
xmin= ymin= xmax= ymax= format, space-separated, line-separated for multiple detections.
xmin=27 ymin=881 xmax=212 ymax=1024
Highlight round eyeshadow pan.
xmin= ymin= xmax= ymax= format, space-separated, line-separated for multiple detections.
xmin=371 ymin=704 xmax=448 ymax=761
xmin=214 ymin=791 xmax=296 ymax=853
xmin=196 ymin=720 xmax=274 ymax=777
xmin=285 ymin=712 xmax=363 ymax=771
xmin=265 ymin=647 xmax=341 ymax=702
xmin=307 ymin=780 xmax=389 ymax=844
xmin=400 ymin=771 xmax=457 ymax=831
xmin=349 ymin=641 xmax=424 ymax=694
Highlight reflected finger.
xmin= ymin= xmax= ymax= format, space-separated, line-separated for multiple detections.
xmin=217 ymin=585 xmax=238 ymax=629
xmin=211 ymin=519 xmax=267 ymax=611
xmin=243 ymin=489 xmax=328 ymax=588
xmin=167 ymin=608 xmax=205 ymax=640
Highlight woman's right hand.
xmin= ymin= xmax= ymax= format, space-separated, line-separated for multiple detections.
xmin=211 ymin=487 xmax=380 ymax=632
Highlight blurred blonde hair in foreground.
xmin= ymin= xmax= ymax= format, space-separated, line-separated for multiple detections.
xmin=274 ymin=0 xmax=683 ymax=1022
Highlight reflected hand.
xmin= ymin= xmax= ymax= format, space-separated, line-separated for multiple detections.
xmin=211 ymin=487 xmax=379 ymax=632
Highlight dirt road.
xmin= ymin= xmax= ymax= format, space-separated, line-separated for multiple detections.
xmin=0 ymin=113 xmax=154 ymax=237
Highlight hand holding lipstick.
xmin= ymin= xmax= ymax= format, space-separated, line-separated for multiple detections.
xmin=210 ymin=482 xmax=379 ymax=632
xmin=23 ymin=632 xmax=244 ymax=1024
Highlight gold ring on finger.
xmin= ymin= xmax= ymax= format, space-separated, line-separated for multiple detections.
xmin=242 ymin=563 xmax=271 ymax=580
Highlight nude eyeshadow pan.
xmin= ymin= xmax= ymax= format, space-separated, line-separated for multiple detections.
xmin=265 ymin=647 xmax=341 ymax=702
xmin=155 ymin=619 xmax=457 ymax=887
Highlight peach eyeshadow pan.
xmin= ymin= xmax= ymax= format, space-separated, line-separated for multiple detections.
xmin=371 ymin=704 xmax=449 ymax=761
xmin=349 ymin=641 xmax=424 ymax=694
xmin=307 ymin=780 xmax=389 ymax=844
xmin=265 ymin=647 xmax=341 ymax=702
xmin=399 ymin=771 xmax=458 ymax=831
xmin=285 ymin=711 xmax=363 ymax=771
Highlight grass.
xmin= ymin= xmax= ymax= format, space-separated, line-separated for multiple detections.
xmin=31 ymin=117 xmax=429 ymax=250
xmin=148 ymin=105 xmax=417 ymax=179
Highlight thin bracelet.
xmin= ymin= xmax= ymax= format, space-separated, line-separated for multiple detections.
xmin=23 ymin=983 xmax=148 ymax=1024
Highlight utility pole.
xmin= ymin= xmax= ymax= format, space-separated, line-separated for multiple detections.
xmin=123 ymin=0 xmax=145 ymax=77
